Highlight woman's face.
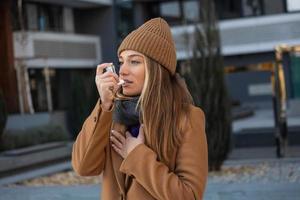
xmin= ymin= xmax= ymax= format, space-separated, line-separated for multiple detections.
xmin=118 ymin=50 xmax=146 ymax=96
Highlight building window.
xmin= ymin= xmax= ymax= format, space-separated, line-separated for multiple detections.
xmin=242 ymin=0 xmax=263 ymax=17
xmin=183 ymin=1 xmax=199 ymax=22
xmin=215 ymin=0 xmax=287 ymax=20
xmin=287 ymin=0 xmax=300 ymax=12
xmin=159 ymin=0 xmax=199 ymax=25
xmin=21 ymin=2 xmax=64 ymax=32
xmin=215 ymin=0 xmax=241 ymax=20
xmin=160 ymin=1 xmax=181 ymax=24
xmin=116 ymin=1 xmax=134 ymax=44
xmin=263 ymin=0 xmax=285 ymax=14
xmin=36 ymin=3 xmax=63 ymax=32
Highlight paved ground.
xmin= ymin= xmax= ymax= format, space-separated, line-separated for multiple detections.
xmin=1 ymin=107 xmax=299 ymax=199
xmin=0 ymin=185 xmax=100 ymax=200
xmin=205 ymin=182 xmax=300 ymax=200
xmin=1 ymin=150 xmax=300 ymax=200
xmin=1 ymin=182 xmax=299 ymax=200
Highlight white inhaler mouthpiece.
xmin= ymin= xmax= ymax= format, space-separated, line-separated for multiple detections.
xmin=105 ymin=64 xmax=125 ymax=86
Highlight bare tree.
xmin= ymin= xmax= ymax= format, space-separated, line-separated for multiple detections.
xmin=181 ymin=0 xmax=232 ymax=171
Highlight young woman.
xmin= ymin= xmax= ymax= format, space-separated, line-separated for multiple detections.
xmin=72 ymin=17 xmax=208 ymax=200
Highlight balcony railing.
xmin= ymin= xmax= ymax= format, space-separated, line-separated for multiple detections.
xmin=171 ymin=12 xmax=300 ymax=59
xmin=13 ymin=31 xmax=101 ymax=68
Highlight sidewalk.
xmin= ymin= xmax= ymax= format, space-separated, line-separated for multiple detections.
xmin=205 ymin=182 xmax=300 ymax=200
xmin=1 ymin=156 xmax=300 ymax=200
xmin=1 ymin=181 xmax=299 ymax=200
xmin=0 ymin=185 xmax=100 ymax=200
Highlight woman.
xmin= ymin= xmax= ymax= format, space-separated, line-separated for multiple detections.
xmin=72 ymin=17 xmax=208 ymax=200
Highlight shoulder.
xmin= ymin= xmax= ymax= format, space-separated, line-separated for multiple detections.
xmin=180 ymin=105 xmax=207 ymax=151
xmin=180 ymin=104 xmax=206 ymax=140
xmin=187 ymin=104 xmax=206 ymax=125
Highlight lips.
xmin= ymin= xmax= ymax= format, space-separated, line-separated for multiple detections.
xmin=122 ymin=79 xmax=133 ymax=87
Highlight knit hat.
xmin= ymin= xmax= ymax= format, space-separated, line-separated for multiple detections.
xmin=118 ymin=18 xmax=177 ymax=75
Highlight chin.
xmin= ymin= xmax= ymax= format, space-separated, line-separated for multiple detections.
xmin=122 ymin=89 xmax=140 ymax=96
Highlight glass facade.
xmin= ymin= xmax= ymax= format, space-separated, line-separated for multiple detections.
xmin=287 ymin=0 xmax=300 ymax=12
xmin=148 ymin=0 xmax=200 ymax=25
xmin=12 ymin=2 xmax=64 ymax=32
xmin=28 ymin=68 xmax=96 ymax=112
xmin=114 ymin=0 xmax=297 ymax=27
xmin=215 ymin=0 xmax=287 ymax=20
xmin=115 ymin=0 xmax=134 ymax=45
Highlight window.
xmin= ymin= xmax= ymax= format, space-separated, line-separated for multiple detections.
xmin=263 ymin=0 xmax=284 ymax=15
xmin=25 ymin=4 xmax=38 ymax=30
xmin=159 ymin=0 xmax=199 ymax=25
xmin=183 ymin=1 xmax=199 ymax=22
xmin=37 ymin=4 xmax=63 ymax=32
xmin=160 ymin=1 xmax=181 ymax=23
xmin=215 ymin=0 xmax=286 ymax=20
xmin=287 ymin=0 xmax=300 ymax=12
xmin=116 ymin=1 xmax=134 ymax=44
xmin=23 ymin=3 xmax=63 ymax=32
xmin=242 ymin=0 xmax=263 ymax=17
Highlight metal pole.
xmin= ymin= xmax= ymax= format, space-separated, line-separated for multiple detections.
xmin=44 ymin=66 xmax=53 ymax=112
xmin=15 ymin=61 xmax=24 ymax=114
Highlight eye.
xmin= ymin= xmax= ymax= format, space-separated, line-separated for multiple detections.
xmin=118 ymin=61 xmax=124 ymax=66
xmin=131 ymin=60 xmax=140 ymax=65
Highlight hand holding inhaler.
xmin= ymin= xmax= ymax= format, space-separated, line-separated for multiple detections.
xmin=95 ymin=63 xmax=125 ymax=111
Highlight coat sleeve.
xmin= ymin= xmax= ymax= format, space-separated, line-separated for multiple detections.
xmin=72 ymin=99 xmax=113 ymax=176
xmin=119 ymin=107 xmax=208 ymax=200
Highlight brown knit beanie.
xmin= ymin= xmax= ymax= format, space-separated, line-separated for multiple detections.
xmin=118 ymin=17 xmax=177 ymax=75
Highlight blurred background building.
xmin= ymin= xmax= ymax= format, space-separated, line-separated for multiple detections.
xmin=0 ymin=0 xmax=299 ymax=139
xmin=0 ymin=0 xmax=300 ymax=190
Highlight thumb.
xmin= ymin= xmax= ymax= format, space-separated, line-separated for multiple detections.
xmin=126 ymin=131 xmax=132 ymax=138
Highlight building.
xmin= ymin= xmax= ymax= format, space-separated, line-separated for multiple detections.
xmin=0 ymin=0 xmax=119 ymax=133
xmin=1 ymin=0 xmax=300 ymax=134
xmin=119 ymin=0 xmax=300 ymax=110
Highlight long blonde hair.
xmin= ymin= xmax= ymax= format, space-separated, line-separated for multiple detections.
xmin=138 ymin=56 xmax=194 ymax=165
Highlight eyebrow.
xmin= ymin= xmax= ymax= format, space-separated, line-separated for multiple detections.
xmin=119 ymin=54 xmax=143 ymax=59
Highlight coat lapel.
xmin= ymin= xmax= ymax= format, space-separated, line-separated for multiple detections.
xmin=111 ymin=122 xmax=127 ymax=196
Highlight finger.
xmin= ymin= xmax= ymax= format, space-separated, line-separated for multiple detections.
xmin=95 ymin=75 xmax=100 ymax=84
xmin=96 ymin=63 xmax=113 ymax=75
xmin=110 ymin=134 xmax=123 ymax=149
xmin=101 ymin=82 xmax=117 ymax=92
xmin=111 ymin=143 xmax=123 ymax=156
xmin=111 ymin=130 xmax=126 ymax=144
xmin=100 ymin=77 xmax=118 ymax=85
xmin=99 ymin=72 xmax=119 ymax=82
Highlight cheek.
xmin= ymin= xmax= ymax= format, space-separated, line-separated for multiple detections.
xmin=136 ymin=75 xmax=145 ymax=87
xmin=136 ymin=69 xmax=145 ymax=90
xmin=132 ymin=65 xmax=145 ymax=88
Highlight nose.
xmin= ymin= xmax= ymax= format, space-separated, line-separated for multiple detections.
xmin=119 ymin=62 xmax=129 ymax=76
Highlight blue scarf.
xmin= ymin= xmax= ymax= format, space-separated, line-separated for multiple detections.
xmin=112 ymin=97 xmax=140 ymax=137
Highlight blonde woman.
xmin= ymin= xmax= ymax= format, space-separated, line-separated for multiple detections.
xmin=72 ymin=18 xmax=208 ymax=200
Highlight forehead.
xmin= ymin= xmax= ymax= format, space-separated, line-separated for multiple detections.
xmin=119 ymin=50 xmax=144 ymax=59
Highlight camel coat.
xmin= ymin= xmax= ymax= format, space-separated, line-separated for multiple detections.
xmin=72 ymin=100 xmax=208 ymax=200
